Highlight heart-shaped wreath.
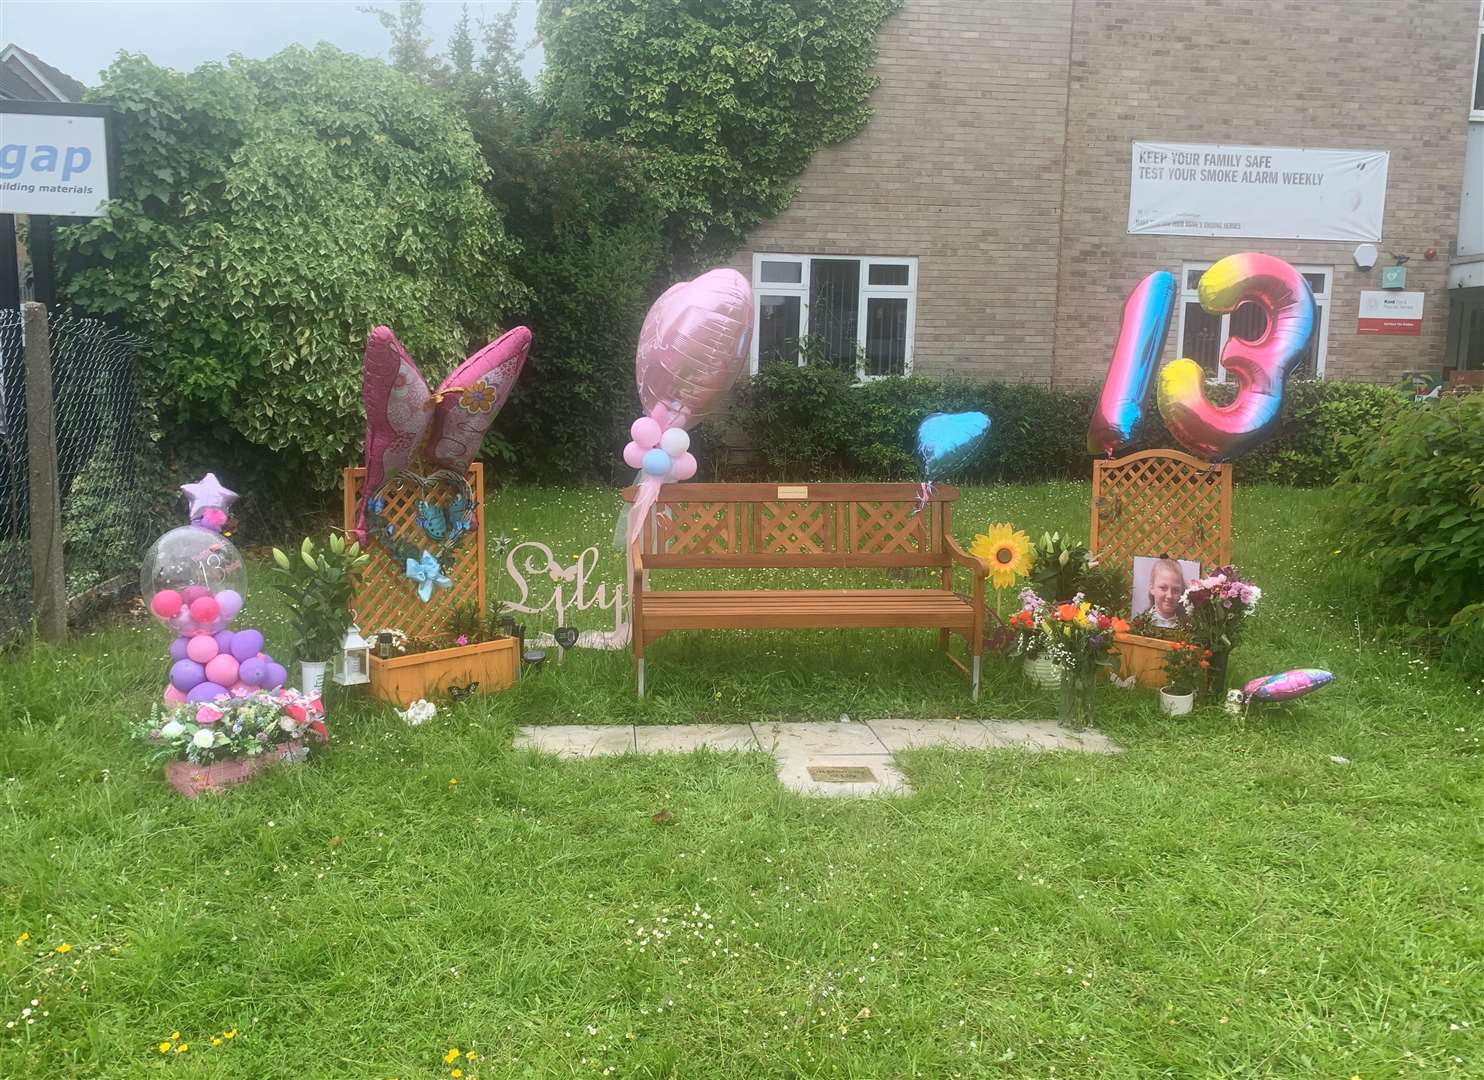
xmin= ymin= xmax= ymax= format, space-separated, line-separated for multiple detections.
xmin=364 ymin=469 xmax=478 ymax=602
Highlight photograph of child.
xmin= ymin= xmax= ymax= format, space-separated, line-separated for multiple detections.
xmin=1131 ymin=556 xmax=1201 ymax=628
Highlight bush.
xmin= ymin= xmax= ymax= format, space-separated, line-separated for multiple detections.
xmin=60 ymin=46 xmax=523 ymax=493
xmin=1338 ymin=394 xmax=1484 ymax=634
xmin=539 ymin=0 xmax=903 ymax=259
xmin=731 ymin=369 xmax=1396 ymax=486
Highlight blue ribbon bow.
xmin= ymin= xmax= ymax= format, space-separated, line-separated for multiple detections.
xmin=405 ymin=549 xmax=452 ymax=604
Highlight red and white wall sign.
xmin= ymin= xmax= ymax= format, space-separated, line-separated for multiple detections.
xmin=1357 ymin=290 xmax=1423 ymax=336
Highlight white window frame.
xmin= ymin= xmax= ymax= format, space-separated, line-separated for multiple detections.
xmin=1472 ymin=1 xmax=1484 ymax=121
xmin=1177 ymin=262 xmax=1332 ymax=381
xmin=750 ymin=253 xmax=917 ymax=380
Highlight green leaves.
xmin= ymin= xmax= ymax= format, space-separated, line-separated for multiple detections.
xmin=538 ymin=0 xmax=902 ymax=257
xmin=59 ymin=44 xmax=523 ymax=490
xmin=269 ymin=532 xmax=371 ymax=662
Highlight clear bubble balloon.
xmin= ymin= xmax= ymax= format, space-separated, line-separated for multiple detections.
xmin=140 ymin=526 xmax=247 ymax=635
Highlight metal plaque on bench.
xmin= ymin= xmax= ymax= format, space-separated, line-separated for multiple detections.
xmin=776 ymin=485 xmax=809 ymax=500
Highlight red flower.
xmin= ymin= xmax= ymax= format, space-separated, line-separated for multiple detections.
xmin=1199 ymin=659 xmax=1210 ymax=669
xmin=308 ymin=719 xmax=328 ymax=746
xmin=1056 ymin=604 xmax=1078 ymax=622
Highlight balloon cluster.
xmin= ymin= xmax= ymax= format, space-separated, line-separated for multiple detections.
xmin=142 ymin=473 xmax=288 ymax=705
xmin=165 ymin=627 xmax=287 ymax=704
xmin=622 ymin=403 xmax=698 ymax=482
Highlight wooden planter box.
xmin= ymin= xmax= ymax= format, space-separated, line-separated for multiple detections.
xmin=164 ymin=741 xmax=307 ymax=798
xmin=1113 ymin=632 xmax=1175 ymax=689
xmin=369 ymin=636 xmax=518 ymax=706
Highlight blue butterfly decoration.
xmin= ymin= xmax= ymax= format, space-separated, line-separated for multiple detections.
xmin=416 ymin=495 xmax=473 ymax=548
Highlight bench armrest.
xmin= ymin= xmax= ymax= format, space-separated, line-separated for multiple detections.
xmin=945 ymin=535 xmax=990 ymax=578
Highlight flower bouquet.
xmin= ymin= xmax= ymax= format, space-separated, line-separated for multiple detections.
xmin=1180 ymin=565 xmax=1261 ymax=701
xmin=135 ymin=689 xmax=327 ymax=798
xmin=1010 ymin=590 xmax=1128 ymax=727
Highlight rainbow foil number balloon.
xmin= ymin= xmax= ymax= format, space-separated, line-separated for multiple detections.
xmin=1088 ymin=253 xmax=1315 ymax=461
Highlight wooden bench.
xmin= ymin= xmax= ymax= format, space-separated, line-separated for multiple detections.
xmin=623 ymin=483 xmax=990 ymax=698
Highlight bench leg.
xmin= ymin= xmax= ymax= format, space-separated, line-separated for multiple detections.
xmin=971 ymin=655 xmax=981 ymax=702
xmin=637 ymin=658 xmax=646 ymax=698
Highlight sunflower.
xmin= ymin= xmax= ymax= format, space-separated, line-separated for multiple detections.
xmin=970 ymin=523 xmax=1034 ymax=590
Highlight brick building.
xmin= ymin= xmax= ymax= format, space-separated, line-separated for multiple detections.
xmin=730 ymin=0 xmax=1483 ymax=387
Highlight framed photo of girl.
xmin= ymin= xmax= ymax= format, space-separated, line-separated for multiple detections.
xmin=1131 ymin=555 xmax=1201 ymax=629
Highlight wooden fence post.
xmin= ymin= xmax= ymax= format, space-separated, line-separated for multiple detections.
xmin=22 ymin=301 xmax=65 ymax=641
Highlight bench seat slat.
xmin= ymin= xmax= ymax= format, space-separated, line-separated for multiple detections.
xmin=642 ymin=589 xmax=976 ymax=632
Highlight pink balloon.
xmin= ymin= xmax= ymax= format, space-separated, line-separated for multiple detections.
xmin=185 ymin=635 xmax=219 ymax=664
xmin=204 ymin=653 xmax=239 ymax=687
xmin=182 ymin=585 xmax=211 ymax=603
xmin=650 ymin=402 xmax=671 ymax=427
xmin=630 ymin=417 xmax=662 ymax=450
xmin=635 ymin=268 xmax=754 ymax=425
xmin=150 ymin=589 xmax=183 ymax=619
xmin=189 ymin=595 xmax=221 ymax=625
xmin=622 ymin=440 xmax=646 ymax=469
xmin=670 ymin=451 xmax=698 ymax=481
xmin=163 ymin=685 xmax=188 ymax=705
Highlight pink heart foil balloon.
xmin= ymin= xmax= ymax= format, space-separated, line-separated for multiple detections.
xmin=635 ymin=268 xmax=753 ymax=427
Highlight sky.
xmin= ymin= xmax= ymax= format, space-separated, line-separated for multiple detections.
xmin=1 ymin=0 xmax=544 ymax=88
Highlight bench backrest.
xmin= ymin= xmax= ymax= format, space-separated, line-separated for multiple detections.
xmin=623 ymin=483 xmax=959 ymax=569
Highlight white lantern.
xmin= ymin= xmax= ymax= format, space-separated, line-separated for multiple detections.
xmin=334 ymin=624 xmax=372 ymax=686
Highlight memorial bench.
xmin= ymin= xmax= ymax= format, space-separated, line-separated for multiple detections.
xmin=623 ymin=483 xmax=990 ymax=698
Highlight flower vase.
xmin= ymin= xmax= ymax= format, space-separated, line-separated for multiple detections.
xmin=1201 ymin=650 xmax=1231 ymax=704
xmin=300 ymin=660 xmax=328 ymax=698
xmin=1023 ymin=655 xmax=1062 ymax=689
xmin=1057 ymin=668 xmax=1095 ymax=730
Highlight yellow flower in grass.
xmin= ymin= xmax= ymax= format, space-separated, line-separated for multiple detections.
xmin=445 ymin=1049 xmax=461 ymax=1064
xmin=970 ymin=523 xmax=1034 ymax=590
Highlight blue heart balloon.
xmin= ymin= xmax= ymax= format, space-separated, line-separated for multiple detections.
xmin=916 ymin=411 xmax=990 ymax=481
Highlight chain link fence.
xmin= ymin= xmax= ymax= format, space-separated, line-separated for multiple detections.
xmin=0 ymin=309 xmax=159 ymax=641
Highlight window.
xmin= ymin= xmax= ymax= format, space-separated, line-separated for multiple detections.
xmin=750 ymin=254 xmax=917 ymax=379
xmin=1474 ymin=2 xmax=1484 ymax=118
xmin=1177 ymin=263 xmax=1332 ymax=380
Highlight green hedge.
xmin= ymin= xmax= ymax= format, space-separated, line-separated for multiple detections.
xmin=1337 ymin=393 xmax=1484 ymax=673
xmin=727 ymin=366 xmax=1406 ymax=486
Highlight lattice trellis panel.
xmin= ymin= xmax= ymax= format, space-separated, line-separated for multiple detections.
xmin=657 ymin=502 xmax=738 ymax=555
xmin=754 ymin=501 xmax=834 ymax=554
xmin=851 ymin=500 xmax=928 ymax=554
xmin=1091 ymin=450 xmax=1230 ymax=571
xmin=342 ymin=465 xmax=486 ymax=640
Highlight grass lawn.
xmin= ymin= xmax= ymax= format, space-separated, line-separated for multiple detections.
xmin=2 ymin=481 xmax=1481 ymax=1078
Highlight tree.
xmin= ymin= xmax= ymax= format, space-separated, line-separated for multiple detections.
xmin=60 ymin=46 xmax=523 ymax=492
xmin=537 ymin=0 xmax=902 ymax=260
xmin=361 ymin=0 xmax=445 ymax=80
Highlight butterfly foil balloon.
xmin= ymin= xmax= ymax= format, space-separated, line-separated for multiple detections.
xmin=356 ymin=325 xmax=531 ymax=541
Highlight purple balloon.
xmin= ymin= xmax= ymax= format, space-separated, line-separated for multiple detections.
xmin=169 ymin=636 xmax=190 ymax=661
xmin=213 ymin=629 xmax=236 ymax=653
xmin=230 ymin=628 xmax=265 ymax=662
xmin=186 ymin=681 xmax=229 ymax=703
xmin=169 ymin=659 xmax=206 ymax=692
xmin=238 ymin=656 xmax=268 ymax=687
xmin=265 ymin=662 xmax=287 ymax=690
xmin=215 ymin=589 xmax=244 ymax=623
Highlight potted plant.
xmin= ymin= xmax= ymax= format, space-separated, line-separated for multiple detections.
xmin=1028 ymin=532 xmax=1090 ymax=603
xmin=364 ymin=601 xmax=518 ymax=707
xmin=1177 ymin=565 xmax=1261 ymax=702
xmin=269 ymin=534 xmax=370 ymax=696
xmin=1158 ymin=641 xmax=1209 ymax=716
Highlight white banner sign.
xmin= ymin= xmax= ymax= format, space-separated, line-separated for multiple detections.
xmin=1129 ymin=142 xmax=1388 ymax=241
xmin=0 ymin=109 xmax=111 ymax=217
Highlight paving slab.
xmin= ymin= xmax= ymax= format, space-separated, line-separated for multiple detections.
xmin=865 ymin=718 xmax=1008 ymax=751
xmin=985 ymin=720 xmax=1120 ymax=754
xmin=773 ymin=752 xmax=910 ymax=798
xmin=634 ymin=723 xmax=759 ymax=754
xmin=751 ymin=721 xmax=888 ymax=756
xmin=514 ymin=724 xmax=635 ymax=758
